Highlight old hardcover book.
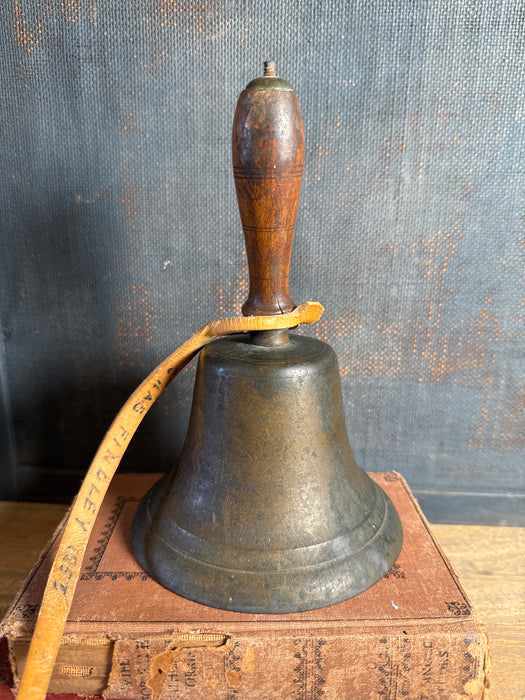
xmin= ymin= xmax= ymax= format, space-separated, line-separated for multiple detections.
xmin=1 ymin=473 xmax=490 ymax=699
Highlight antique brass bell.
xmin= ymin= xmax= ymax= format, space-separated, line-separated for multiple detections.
xmin=131 ymin=62 xmax=403 ymax=613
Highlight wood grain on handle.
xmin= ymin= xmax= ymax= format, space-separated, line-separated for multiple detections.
xmin=232 ymin=67 xmax=304 ymax=316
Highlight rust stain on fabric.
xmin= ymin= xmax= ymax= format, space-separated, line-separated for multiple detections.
xmin=61 ymin=0 xmax=81 ymax=23
xmin=153 ymin=0 xmax=234 ymax=40
xmin=119 ymin=160 xmax=138 ymax=231
xmin=331 ymin=224 xmax=512 ymax=385
xmin=311 ymin=311 xmax=359 ymax=346
xmin=410 ymin=107 xmax=421 ymax=128
xmin=12 ymin=0 xmax=42 ymax=52
xmin=469 ymin=379 xmax=525 ymax=450
xmin=116 ymin=283 xmax=157 ymax=350
xmin=215 ymin=243 xmax=248 ymax=315
xmin=12 ymin=1 xmax=98 ymax=52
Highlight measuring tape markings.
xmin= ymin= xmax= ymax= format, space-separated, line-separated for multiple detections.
xmin=16 ymin=301 xmax=323 ymax=700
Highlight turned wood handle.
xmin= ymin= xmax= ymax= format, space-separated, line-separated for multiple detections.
xmin=232 ymin=62 xmax=304 ymax=316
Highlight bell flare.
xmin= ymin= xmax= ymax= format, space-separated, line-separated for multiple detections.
xmin=131 ymin=334 xmax=403 ymax=613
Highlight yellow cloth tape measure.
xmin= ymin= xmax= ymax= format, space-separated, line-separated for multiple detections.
xmin=16 ymin=301 xmax=323 ymax=700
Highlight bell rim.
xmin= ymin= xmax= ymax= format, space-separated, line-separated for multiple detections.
xmin=131 ymin=474 xmax=403 ymax=614
xmin=133 ymin=474 xmax=393 ymax=573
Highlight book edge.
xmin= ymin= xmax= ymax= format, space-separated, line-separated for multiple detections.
xmin=0 ymin=506 xmax=72 ymax=637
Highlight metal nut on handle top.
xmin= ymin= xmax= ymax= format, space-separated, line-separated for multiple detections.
xmin=264 ymin=60 xmax=276 ymax=76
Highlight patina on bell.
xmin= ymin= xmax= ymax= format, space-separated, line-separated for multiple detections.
xmin=131 ymin=62 xmax=403 ymax=613
xmin=131 ymin=331 xmax=403 ymax=613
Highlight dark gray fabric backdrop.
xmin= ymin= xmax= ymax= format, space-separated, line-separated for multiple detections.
xmin=1 ymin=1 xmax=523 ymax=520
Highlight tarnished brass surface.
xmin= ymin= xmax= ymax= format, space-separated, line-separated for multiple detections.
xmin=131 ymin=333 xmax=403 ymax=613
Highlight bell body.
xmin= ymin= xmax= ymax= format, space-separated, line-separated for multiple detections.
xmin=131 ymin=333 xmax=403 ymax=613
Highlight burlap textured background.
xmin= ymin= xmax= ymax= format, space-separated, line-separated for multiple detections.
xmin=1 ymin=1 xmax=523 ymax=509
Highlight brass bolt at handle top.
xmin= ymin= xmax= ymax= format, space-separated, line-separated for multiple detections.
xmin=232 ymin=62 xmax=305 ymax=318
xmin=263 ymin=60 xmax=276 ymax=76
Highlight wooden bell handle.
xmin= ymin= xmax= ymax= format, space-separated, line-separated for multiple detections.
xmin=232 ymin=61 xmax=304 ymax=316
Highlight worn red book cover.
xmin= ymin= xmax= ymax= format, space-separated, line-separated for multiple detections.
xmin=1 ymin=472 xmax=490 ymax=699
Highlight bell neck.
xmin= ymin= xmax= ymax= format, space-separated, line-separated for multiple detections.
xmin=249 ymin=328 xmax=290 ymax=347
